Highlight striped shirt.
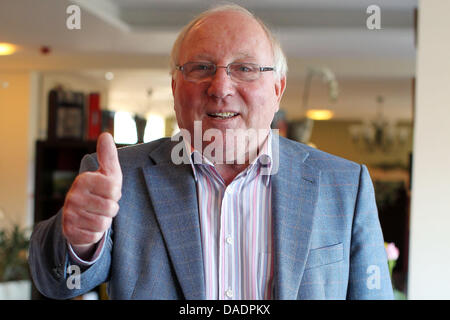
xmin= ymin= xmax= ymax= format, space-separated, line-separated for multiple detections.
xmin=185 ymin=132 xmax=274 ymax=300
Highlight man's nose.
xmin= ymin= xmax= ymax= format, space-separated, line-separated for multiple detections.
xmin=207 ymin=67 xmax=235 ymax=99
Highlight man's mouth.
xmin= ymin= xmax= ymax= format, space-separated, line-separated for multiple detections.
xmin=207 ymin=112 xmax=240 ymax=119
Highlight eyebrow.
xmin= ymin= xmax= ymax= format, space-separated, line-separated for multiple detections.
xmin=234 ymin=53 xmax=257 ymax=62
xmin=190 ymin=53 xmax=214 ymax=61
xmin=189 ymin=52 xmax=257 ymax=62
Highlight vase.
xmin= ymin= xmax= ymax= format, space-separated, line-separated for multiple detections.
xmin=0 ymin=280 xmax=31 ymax=300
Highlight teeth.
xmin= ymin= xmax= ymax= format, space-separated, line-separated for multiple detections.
xmin=208 ymin=112 xmax=238 ymax=118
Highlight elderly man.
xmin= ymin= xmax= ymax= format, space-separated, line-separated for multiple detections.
xmin=29 ymin=4 xmax=393 ymax=300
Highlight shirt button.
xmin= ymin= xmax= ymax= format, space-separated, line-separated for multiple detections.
xmin=226 ymin=289 xmax=233 ymax=298
xmin=226 ymin=236 xmax=232 ymax=245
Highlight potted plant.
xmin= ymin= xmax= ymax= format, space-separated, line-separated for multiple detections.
xmin=0 ymin=224 xmax=31 ymax=299
xmin=385 ymin=242 xmax=407 ymax=300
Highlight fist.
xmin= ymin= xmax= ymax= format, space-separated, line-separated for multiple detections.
xmin=62 ymin=132 xmax=122 ymax=258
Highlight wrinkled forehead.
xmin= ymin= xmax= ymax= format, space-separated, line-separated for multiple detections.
xmin=179 ymin=11 xmax=273 ymax=64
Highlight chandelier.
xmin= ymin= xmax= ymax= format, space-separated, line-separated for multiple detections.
xmin=348 ymin=95 xmax=410 ymax=153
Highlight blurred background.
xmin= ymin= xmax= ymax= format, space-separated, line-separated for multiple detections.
xmin=0 ymin=0 xmax=448 ymax=300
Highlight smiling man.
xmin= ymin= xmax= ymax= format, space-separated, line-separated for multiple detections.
xmin=170 ymin=7 xmax=286 ymax=185
xmin=29 ymin=4 xmax=393 ymax=300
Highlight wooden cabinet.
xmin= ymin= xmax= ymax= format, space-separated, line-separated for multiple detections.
xmin=34 ymin=140 xmax=97 ymax=224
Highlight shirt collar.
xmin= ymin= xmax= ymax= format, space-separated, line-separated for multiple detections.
xmin=180 ymin=129 xmax=274 ymax=185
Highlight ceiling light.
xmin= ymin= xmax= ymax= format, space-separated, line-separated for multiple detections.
xmin=306 ymin=109 xmax=334 ymax=121
xmin=105 ymin=72 xmax=114 ymax=81
xmin=301 ymin=66 xmax=338 ymax=122
xmin=0 ymin=43 xmax=17 ymax=56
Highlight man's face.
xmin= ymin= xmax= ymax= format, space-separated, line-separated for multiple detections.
xmin=172 ymin=11 xmax=286 ymax=155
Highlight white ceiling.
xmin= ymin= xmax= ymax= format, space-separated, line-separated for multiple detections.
xmin=0 ymin=0 xmax=417 ymax=69
xmin=72 ymin=0 xmax=417 ymax=60
xmin=0 ymin=0 xmax=418 ymax=120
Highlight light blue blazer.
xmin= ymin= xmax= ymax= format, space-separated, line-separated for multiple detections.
xmin=29 ymin=135 xmax=393 ymax=299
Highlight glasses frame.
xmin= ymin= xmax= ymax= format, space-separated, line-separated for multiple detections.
xmin=175 ymin=62 xmax=275 ymax=82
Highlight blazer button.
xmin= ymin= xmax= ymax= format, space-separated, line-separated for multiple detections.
xmin=53 ymin=266 xmax=62 ymax=279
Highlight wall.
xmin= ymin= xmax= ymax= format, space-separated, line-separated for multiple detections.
xmin=0 ymin=72 xmax=32 ymax=230
xmin=309 ymin=119 xmax=413 ymax=169
xmin=408 ymin=0 xmax=450 ymax=299
xmin=38 ymin=72 xmax=109 ymax=139
xmin=0 ymin=70 xmax=110 ymax=232
xmin=280 ymin=77 xmax=413 ymax=122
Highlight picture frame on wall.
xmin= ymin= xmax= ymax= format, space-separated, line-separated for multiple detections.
xmin=48 ymin=88 xmax=85 ymax=140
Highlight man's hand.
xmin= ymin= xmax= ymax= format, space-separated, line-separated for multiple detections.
xmin=62 ymin=132 xmax=122 ymax=260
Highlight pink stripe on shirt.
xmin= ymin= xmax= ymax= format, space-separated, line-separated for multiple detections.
xmin=187 ymin=132 xmax=274 ymax=300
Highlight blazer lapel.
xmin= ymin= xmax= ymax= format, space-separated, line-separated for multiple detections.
xmin=271 ymin=137 xmax=320 ymax=299
xmin=142 ymin=140 xmax=206 ymax=299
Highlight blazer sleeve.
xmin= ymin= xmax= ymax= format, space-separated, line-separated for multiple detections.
xmin=346 ymin=165 xmax=394 ymax=299
xmin=28 ymin=154 xmax=113 ymax=299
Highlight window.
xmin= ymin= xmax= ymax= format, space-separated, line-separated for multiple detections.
xmin=144 ymin=114 xmax=165 ymax=142
xmin=114 ymin=111 xmax=137 ymax=144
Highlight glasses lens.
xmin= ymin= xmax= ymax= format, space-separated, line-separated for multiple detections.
xmin=184 ymin=62 xmax=215 ymax=81
xmin=229 ymin=63 xmax=260 ymax=81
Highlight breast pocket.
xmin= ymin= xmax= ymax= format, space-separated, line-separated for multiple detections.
xmin=299 ymin=242 xmax=346 ymax=299
xmin=305 ymin=242 xmax=344 ymax=270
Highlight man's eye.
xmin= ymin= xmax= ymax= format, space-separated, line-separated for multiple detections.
xmin=236 ymin=64 xmax=256 ymax=73
xmin=192 ymin=64 xmax=210 ymax=71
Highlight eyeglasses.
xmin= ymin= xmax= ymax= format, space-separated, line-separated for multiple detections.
xmin=176 ymin=62 xmax=275 ymax=83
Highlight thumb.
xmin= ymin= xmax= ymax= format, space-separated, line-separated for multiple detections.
xmin=97 ymin=132 xmax=121 ymax=177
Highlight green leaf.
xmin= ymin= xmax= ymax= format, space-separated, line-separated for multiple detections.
xmin=0 ymin=225 xmax=30 ymax=282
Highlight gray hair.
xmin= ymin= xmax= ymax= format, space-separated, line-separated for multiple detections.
xmin=169 ymin=3 xmax=288 ymax=80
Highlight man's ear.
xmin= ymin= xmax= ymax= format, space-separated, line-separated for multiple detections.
xmin=274 ymin=76 xmax=287 ymax=104
xmin=171 ymin=77 xmax=176 ymax=95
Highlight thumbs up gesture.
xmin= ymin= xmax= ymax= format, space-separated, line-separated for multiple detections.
xmin=62 ymin=132 xmax=122 ymax=259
